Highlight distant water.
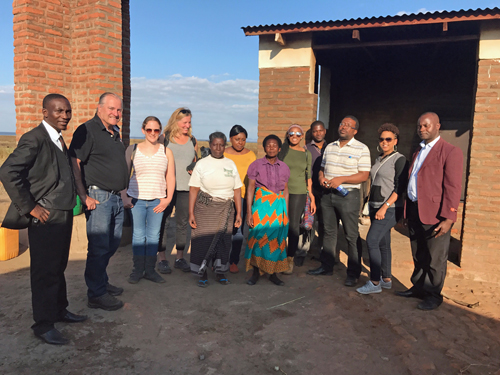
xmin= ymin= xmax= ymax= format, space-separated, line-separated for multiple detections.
xmin=0 ymin=132 xmax=15 ymax=136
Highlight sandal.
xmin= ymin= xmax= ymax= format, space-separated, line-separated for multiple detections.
xmin=216 ymin=274 xmax=231 ymax=285
xmin=197 ymin=279 xmax=209 ymax=288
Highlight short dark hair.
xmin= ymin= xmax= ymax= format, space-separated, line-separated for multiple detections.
xmin=229 ymin=124 xmax=248 ymax=139
xmin=378 ymin=123 xmax=400 ymax=138
xmin=209 ymin=131 xmax=227 ymax=144
xmin=262 ymin=134 xmax=282 ymax=149
xmin=343 ymin=115 xmax=359 ymax=130
xmin=310 ymin=120 xmax=325 ymax=129
xmin=42 ymin=94 xmax=68 ymax=109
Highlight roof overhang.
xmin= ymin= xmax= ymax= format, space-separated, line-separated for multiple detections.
xmin=242 ymin=8 xmax=500 ymax=36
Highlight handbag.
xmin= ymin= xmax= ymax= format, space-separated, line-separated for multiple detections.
xmin=300 ymin=195 xmax=314 ymax=231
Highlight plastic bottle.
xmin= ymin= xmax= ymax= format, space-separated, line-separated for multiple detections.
xmin=336 ymin=185 xmax=349 ymax=196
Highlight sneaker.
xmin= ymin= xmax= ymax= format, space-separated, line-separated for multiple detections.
xmin=380 ymin=277 xmax=392 ymax=289
xmin=106 ymin=283 xmax=123 ymax=296
xmin=88 ymin=293 xmax=124 ymax=311
xmin=356 ymin=280 xmax=382 ymax=295
xmin=229 ymin=263 xmax=239 ymax=274
xmin=157 ymin=260 xmax=172 ymax=274
xmin=174 ymin=258 xmax=191 ymax=273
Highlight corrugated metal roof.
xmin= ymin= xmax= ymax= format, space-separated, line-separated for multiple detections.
xmin=242 ymin=7 xmax=500 ymax=36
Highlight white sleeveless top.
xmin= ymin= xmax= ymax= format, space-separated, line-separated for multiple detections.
xmin=127 ymin=146 xmax=169 ymax=200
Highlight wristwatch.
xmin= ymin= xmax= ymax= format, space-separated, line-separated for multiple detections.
xmin=385 ymin=202 xmax=390 ymax=207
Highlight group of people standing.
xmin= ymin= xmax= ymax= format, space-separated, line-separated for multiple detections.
xmin=0 ymin=91 xmax=463 ymax=346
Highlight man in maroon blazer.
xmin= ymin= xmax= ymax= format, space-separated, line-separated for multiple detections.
xmin=396 ymin=112 xmax=463 ymax=310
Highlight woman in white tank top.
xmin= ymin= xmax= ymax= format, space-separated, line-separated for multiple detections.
xmin=121 ymin=116 xmax=176 ymax=284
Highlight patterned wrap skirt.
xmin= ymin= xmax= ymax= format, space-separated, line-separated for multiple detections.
xmin=190 ymin=191 xmax=234 ymax=275
xmin=245 ymin=187 xmax=289 ymax=274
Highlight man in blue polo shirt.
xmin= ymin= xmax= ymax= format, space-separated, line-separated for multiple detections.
xmin=70 ymin=92 xmax=129 ymax=311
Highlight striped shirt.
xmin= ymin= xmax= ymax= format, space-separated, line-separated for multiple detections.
xmin=127 ymin=146 xmax=169 ymax=200
xmin=321 ymin=138 xmax=371 ymax=189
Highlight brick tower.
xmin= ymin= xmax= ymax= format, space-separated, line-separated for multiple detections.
xmin=12 ymin=0 xmax=131 ymax=145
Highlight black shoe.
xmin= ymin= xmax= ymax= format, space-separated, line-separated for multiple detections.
xmin=307 ymin=266 xmax=333 ymax=276
xmin=344 ymin=276 xmax=358 ymax=287
xmin=174 ymin=258 xmax=191 ymax=272
xmin=417 ymin=298 xmax=442 ymax=311
xmin=247 ymin=266 xmax=260 ymax=285
xmin=294 ymin=256 xmax=305 ymax=267
xmin=395 ymin=289 xmax=424 ymax=299
xmin=157 ymin=260 xmax=172 ymax=274
xmin=144 ymin=256 xmax=166 ymax=283
xmin=106 ymin=283 xmax=124 ymax=296
xmin=88 ymin=293 xmax=124 ymax=311
xmin=269 ymin=273 xmax=284 ymax=286
xmin=59 ymin=311 xmax=88 ymax=323
xmin=35 ymin=328 xmax=69 ymax=345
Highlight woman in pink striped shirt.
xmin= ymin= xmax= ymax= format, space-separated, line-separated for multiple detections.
xmin=122 ymin=116 xmax=176 ymax=284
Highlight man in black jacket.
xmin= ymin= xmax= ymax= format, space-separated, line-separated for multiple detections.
xmin=0 ymin=94 xmax=87 ymax=345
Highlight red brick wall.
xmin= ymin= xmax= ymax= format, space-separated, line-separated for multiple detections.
xmin=460 ymin=58 xmax=500 ymax=282
xmin=258 ymin=67 xmax=318 ymax=157
xmin=13 ymin=0 xmax=130 ymax=144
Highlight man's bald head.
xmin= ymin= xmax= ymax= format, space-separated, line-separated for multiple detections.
xmin=417 ymin=112 xmax=441 ymax=144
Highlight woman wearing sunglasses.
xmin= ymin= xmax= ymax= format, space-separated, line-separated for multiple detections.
xmin=357 ymin=123 xmax=408 ymax=295
xmin=122 ymin=116 xmax=176 ymax=284
xmin=156 ymin=108 xmax=198 ymax=274
xmin=278 ymin=124 xmax=316 ymax=275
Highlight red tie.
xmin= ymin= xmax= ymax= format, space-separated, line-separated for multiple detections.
xmin=59 ymin=135 xmax=67 ymax=154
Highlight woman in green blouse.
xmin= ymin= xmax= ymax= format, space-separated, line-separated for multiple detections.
xmin=278 ymin=124 xmax=316 ymax=274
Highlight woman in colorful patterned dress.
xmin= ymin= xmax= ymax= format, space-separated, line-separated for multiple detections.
xmin=245 ymin=135 xmax=290 ymax=286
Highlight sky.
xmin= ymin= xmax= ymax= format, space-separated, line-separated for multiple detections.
xmin=0 ymin=0 xmax=497 ymax=139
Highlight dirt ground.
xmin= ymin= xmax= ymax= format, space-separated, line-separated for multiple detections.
xmin=1 ymin=193 xmax=500 ymax=374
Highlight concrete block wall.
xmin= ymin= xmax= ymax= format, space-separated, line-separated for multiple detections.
xmin=13 ymin=0 xmax=130 ymax=144
xmin=257 ymin=67 xmax=318 ymax=157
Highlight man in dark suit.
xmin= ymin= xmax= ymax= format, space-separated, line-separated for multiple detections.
xmin=0 ymin=94 xmax=87 ymax=345
xmin=396 ymin=112 xmax=463 ymax=310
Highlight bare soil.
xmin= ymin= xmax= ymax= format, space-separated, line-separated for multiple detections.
xmin=0 ymin=192 xmax=499 ymax=374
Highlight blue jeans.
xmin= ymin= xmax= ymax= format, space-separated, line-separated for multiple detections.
xmin=130 ymin=198 xmax=164 ymax=257
xmin=85 ymin=189 xmax=124 ymax=299
xmin=366 ymin=206 xmax=396 ymax=281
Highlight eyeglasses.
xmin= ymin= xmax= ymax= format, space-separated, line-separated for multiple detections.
xmin=145 ymin=129 xmax=161 ymax=134
xmin=379 ymin=137 xmax=394 ymax=142
xmin=179 ymin=109 xmax=191 ymax=115
xmin=339 ymin=123 xmax=356 ymax=129
xmin=288 ymin=131 xmax=302 ymax=137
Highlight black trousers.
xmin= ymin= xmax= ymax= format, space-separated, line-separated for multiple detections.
xmin=407 ymin=200 xmax=451 ymax=303
xmin=158 ymin=190 xmax=191 ymax=253
xmin=287 ymin=194 xmax=307 ymax=258
xmin=319 ymin=189 xmax=362 ymax=277
xmin=28 ymin=209 xmax=73 ymax=335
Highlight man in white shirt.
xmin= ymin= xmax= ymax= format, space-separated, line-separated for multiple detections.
xmin=307 ymin=116 xmax=370 ymax=287
xmin=0 ymin=94 xmax=87 ymax=345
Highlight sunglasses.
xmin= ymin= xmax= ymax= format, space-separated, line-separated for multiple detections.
xmin=145 ymin=128 xmax=161 ymax=134
xmin=379 ymin=137 xmax=394 ymax=142
xmin=179 ymin=109 xmax=191 ymax=115
xmin=288 ymin=131 xmax=302 ymax=137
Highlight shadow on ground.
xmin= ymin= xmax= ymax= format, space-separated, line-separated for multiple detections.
xmin=1 ymin=224 xmax=499 ymax=375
